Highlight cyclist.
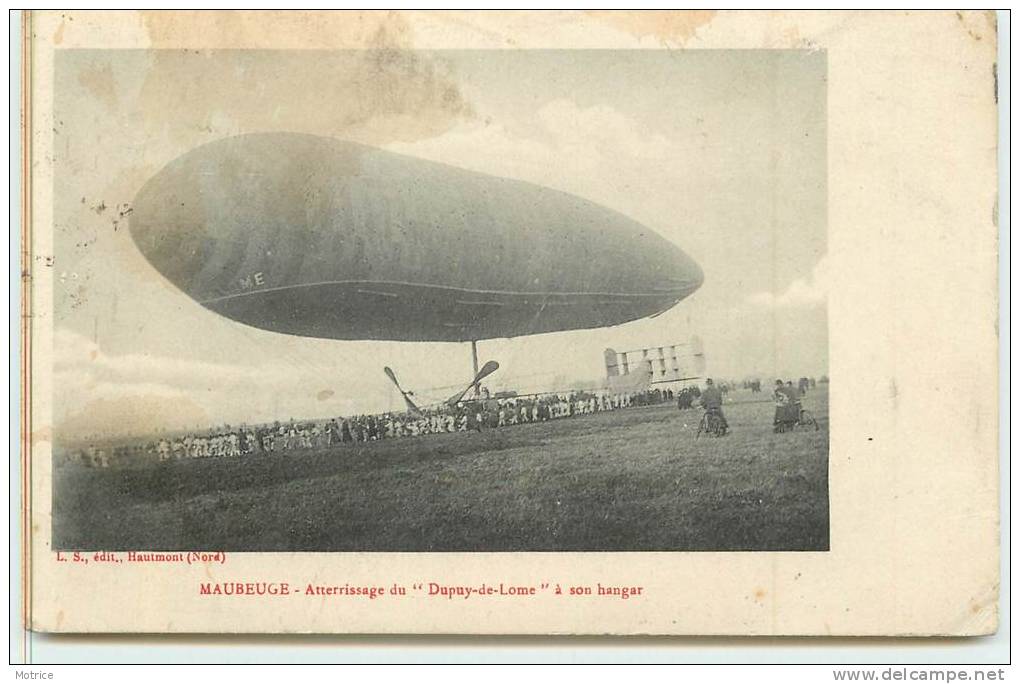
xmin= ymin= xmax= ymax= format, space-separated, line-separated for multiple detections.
xmin=774 ymin=379 xmax=799 ymax=432
xmin=700 ymin=378 xmax=728 ymax=432
xmin=787 ymin=380 xmax=803 ymax=413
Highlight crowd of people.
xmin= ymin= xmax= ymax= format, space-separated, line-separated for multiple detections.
xmin=66 ymin=388 xmax=680 ymax=468
xmin=64 ymin=377 xmax=826 ymax=468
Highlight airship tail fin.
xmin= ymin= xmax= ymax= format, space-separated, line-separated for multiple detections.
xmin=383 ymin=366 xmax=422 ymax=416
xmin=445 ymin=360 xmax=500 ymax=406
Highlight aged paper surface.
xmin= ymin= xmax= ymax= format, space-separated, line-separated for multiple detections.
xmin=24 ymin=10 xmax=998 ymax=634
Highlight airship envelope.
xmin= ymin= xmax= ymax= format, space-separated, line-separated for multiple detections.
xmin=129 ymin=133 xmax=703 ymax=342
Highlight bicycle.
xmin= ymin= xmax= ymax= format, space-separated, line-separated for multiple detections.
xmin=794 ymin=406 xmax=820 ymax=431
xmin=696 ymin=407 xmax=728 ymax=438
xmin=775 ymin=404 xmax=820 ymax=433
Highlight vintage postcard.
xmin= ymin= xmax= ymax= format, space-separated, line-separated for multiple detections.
xmin=22 ymin=10 xmax=998 ymax=634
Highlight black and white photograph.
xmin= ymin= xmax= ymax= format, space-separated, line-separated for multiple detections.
xmin=17 ymin=7 xmax=1007 ymax=651
xmin=49 ymin=47 xmax=830 ymax=553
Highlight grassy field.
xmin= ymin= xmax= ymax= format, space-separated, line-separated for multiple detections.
xmin=53 ymin=389 xmax=829 ymax=552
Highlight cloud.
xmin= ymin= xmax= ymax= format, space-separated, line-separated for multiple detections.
xmin=535 ymin=98 xmax=674 ymax=161
xmin=54 ymin=328 xmax=292 ymax=439
xmin=747 ymin=254 xmax=828 ymax=308
xmin=384 ymin=98 xmax=674 ymax=199
xmin=53 ymin=328 xmax=390 ymax=440
xmin=385 ymin=119 xmax=554 ymax=186
xmin=54 ymin=327 xmax=281 ymax=395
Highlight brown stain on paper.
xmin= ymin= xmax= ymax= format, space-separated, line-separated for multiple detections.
xmin=586 ymin=10 xmax=717 ymax=46
xmin=31 ymin=425 xmax=53 ymax=446
xmin=955 ymin=10 xmax=997 ymax=43
xmin=76 ymin=63 xmax=118 ymax=112
xmin=133 ymin=12 xmax=474 ymax=149
xmin=139 ymin=10 xmax=413 ymax=50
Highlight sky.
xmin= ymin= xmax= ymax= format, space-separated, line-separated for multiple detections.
xmin=52 ymin=48 xmax=827 ymax=440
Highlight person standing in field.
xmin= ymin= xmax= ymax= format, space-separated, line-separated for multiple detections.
xmin=700 ymin=378 xmax=728 ymax=431
xmin=774 ymin=379 xmax=799 ymax=431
